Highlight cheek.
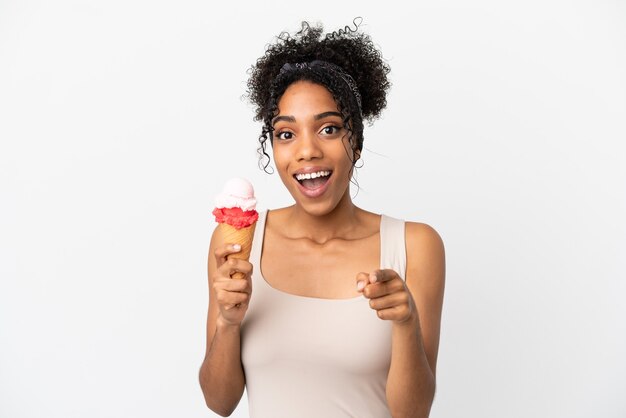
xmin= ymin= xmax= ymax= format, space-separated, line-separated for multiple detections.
xmin=272 ymin=146 xmax=285 ymax=168
xmin=272 ymin=149 xmax=292 ymax=182
xmin=335 ymin=143 xmax=355 ymax=169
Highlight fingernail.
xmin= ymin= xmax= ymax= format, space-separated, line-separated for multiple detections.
xmin=369 ymin=273 xmax=377 ymax=283
xmin=357 ymin=281 xmax=365 ymax=291
xmin=233 ymin=244 xmax=241 ymax=251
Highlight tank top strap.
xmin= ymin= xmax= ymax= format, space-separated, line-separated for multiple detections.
xmin=250 ymin=209 xmax=267 ymax=270
xmin=379 ymin=214 xmax=407 ymax=281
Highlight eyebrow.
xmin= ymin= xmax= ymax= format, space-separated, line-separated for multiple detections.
xmin=272 ymin=111 xmax=343 ymax=126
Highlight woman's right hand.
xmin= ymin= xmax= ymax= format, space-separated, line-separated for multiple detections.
xmin=212 ymin=243 xmax=253 ymax=326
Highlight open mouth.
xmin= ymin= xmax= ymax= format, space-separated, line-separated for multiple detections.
xmin=293 ymin=170 xmax=333 ymax=191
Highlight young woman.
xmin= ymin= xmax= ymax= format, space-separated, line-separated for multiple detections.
xmin=199 ymin=18 xmax=446 ymax=418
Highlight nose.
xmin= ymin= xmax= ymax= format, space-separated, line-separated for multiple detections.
xmin=295 ymin=130 xmax=323 ymax=161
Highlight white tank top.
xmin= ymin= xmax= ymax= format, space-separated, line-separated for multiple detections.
xmin=241 ymin=210 xmax=406 ymax=418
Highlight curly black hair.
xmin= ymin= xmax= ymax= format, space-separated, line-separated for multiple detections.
xmin=245 ymin=17 xmax=391 ymax=173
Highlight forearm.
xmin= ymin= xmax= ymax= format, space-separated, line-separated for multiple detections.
xmin=199 ymin=317 xmax=246 ymax=416
xmin=386 ymin=317 xmax=436 ymax=418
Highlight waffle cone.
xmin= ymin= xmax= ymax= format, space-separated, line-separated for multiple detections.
xmin=216 ymin=221 xmax=256 ymax=280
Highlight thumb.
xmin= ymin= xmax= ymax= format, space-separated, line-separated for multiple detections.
xmin=356 ymin=272 xmax=369 ymax=292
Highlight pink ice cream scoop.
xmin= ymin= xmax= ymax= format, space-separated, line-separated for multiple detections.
xmin=212 ymin=177 xmax=258 ymax=229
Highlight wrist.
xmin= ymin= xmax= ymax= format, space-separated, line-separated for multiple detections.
xmin=392 ymin=310 xmax=420 ymax=331
xmin=216 ymin=315 xmax=242 ymax=331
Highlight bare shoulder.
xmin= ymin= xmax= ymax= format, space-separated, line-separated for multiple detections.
xmin=405 ymin=221 xmax=445 ymax=269
xmin=404 ymin=221 xmax=445 ymax=292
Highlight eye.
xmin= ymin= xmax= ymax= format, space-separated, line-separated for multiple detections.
xmin=320 ymin=125 xmax=342 ymax=136
xmin=275 ymin=131 xmax=294 ymax=140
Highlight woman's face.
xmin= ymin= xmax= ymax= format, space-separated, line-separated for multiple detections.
xmin=272 ymin=80 xmax=356 ymax=216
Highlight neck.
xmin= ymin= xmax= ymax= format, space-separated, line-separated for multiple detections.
xmin=284 ymin=189 xmax=361 ymax=244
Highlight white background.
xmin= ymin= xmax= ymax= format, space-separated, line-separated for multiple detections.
xmin=1 ymin=1 xmax=625 ymax=417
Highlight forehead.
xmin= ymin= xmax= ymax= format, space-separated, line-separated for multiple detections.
xmin=278 ymin=80 xmax=339 ymax=111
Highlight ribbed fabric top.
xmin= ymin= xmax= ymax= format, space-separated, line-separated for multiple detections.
xmin=240 ymin=210 xmax=406 ymax=418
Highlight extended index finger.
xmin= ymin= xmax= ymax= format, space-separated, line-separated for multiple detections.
xmin=369 ymin=269 xmax=400 ymax=284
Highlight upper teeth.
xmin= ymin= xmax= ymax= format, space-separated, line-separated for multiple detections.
xmin=295 ymin=171 xmax=331 ymax=181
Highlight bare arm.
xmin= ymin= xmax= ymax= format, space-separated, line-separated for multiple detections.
xmin=359 ymin=222 xmax=445 ymax=418
xmin=198 ymin=229 xmax=253 ymax=417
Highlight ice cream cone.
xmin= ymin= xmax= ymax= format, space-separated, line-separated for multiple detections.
xmin=216 ymin=222 xmax=256 ymax=280
xmin=212 ymin=177 xmax=259 ymax=281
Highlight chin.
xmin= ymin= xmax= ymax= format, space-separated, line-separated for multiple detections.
xmin=292 ymin=191 xmax=352 ymax=218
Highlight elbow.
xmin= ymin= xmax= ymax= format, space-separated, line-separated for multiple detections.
xmin=204 ymin=400 xmax=236 ymax=417
xmin=388 ymin=375 xmax=436 ymax=418
xmin=417 ymin=376 xmax=436 ymax=418
xmin=419 ymin=377 xmax=437 ymax=418
xmin=198 ymin=366 xmax=240 ymax=417
xmin=426 ymin=374 xmax=436 ymax=402
xmin=199 ymin=381 xmax=238 ymax=416
xmin=201 ymin=389 xmax=236 ymax=417
xmin=390 ymin=401 xmax=433 ymax=418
